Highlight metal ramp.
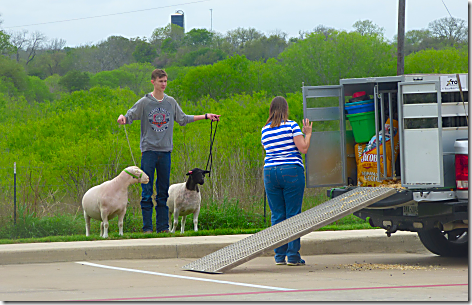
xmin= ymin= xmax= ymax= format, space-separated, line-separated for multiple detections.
xmin=182 ymin=187 xmax=396 ymax=274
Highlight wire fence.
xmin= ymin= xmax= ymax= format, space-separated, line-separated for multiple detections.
xmin=0 ymin=158 xmax=328 ymax=227
xmin=0 ymin=159 xmax=267 ymax=222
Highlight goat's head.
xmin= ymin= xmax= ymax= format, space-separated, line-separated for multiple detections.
xmin=186 ymin=168 xmax=210 ymax=185
xmin=124 ymin=166 xmax=149 ymax=184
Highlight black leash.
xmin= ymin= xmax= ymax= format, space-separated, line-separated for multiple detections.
xmin=205 ymin=119 xmax=218 ymax=177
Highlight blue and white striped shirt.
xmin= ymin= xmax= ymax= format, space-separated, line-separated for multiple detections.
xmin=261 ymin=120 xmax=304 ymax=168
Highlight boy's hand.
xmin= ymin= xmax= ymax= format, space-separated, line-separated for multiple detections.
xmin=117 ymin=115 xmax=127 ymax=125
xmin=206 ymin=113 xmax=221 ymax=121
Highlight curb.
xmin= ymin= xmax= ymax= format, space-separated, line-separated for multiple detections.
xmin=0 ymin=229 xmax=428 ymax=265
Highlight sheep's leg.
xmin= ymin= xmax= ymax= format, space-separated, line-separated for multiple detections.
xmin=168 ymin=210 xmax=173 ymax=232
xmin=84 ymin=211 xmax=91 ymax=237
xmin=100 ymin=222 xmax=104 ymax=237
xmin=193 ymin=209 xmax=199 ymax=232
xmin=118 ymin=209 xmax=126 ymax=236
xmin=180 ymin=215 xmax=186 ymax=234
xmin=171 ymin=211 xmax=179 ymax=233
xmin=101 ymin=211 xmax=109 ymax=238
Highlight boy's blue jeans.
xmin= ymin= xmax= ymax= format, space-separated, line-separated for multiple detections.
xmin=263 ymin=164 xmax=305 ymax=263
xmin=140 ymin=151 xmax=171 ymax=232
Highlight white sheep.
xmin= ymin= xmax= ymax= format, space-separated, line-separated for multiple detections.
xmin=167 ymin=168 xmax=210 ymax=233
xmin=82 ymin=166 xmax=149 ymax=238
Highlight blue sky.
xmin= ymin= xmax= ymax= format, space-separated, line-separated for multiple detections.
xmin=0 ymin=0 xmax=468 ymax=47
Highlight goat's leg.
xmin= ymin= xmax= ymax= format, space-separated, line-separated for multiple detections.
xmin=84 ymin=211 xmax=91 ymax=236
xmin=101 ymin=211 xmax=109 ymax=238
xmin=118 ymin=209 xmax=126 ymax=236
xmin=193 ymin=209 xmax=199 ymax=232
xmin=171 ymin=210 xmax=179 ymax=233
xmin=180 ymin=215 xmax=186 ymax=234
xmin=100 ymin=222 xmax=104 ymax=237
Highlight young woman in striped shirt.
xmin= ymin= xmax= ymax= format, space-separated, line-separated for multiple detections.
xmin=261 ymin=96 xmax=312 ymax=266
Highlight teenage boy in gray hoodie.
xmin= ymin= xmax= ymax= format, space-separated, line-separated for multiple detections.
xmin=117 ymin=69 xmax=220 ymax=233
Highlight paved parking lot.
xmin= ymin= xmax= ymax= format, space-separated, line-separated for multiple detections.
xmin=0 ymin=253 xmax=467 ymax=301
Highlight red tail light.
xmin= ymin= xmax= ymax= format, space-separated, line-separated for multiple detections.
xmin=455 ymin=154 xmax=468 ymax=190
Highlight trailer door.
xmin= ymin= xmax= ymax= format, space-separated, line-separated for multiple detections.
xmin=303 ymin=85 xmax=352 ymax=187
xmin=398 ymin=80 xmax=444 ymax=188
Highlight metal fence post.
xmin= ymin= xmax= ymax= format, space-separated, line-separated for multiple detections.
xmin=14 ymin=162 xmax=16 ymax=225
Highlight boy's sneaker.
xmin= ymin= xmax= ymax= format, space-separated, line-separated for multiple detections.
xmin=275 ymin=261 xmax=286 ymax=265
xmin=287 ymin=259 xmax=306 ymax=266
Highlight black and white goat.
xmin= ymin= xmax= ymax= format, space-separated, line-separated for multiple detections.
xmin=167 ymin=168 xmax=210 ymax=233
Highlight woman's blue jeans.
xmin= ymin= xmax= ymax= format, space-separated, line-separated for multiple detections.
xmin=264 ymin=164 xmax=305 ymax=263
xmin=140 ymin=151 xmax=171 ymax=232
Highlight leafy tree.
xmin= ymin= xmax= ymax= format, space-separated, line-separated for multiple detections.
xmin=242 ymin=34 xmax=288 ymax=61
xmin=94 ymin=36 xmax=137 ymax=71
xmin=225 ymin=27 xmax=264 ymax=51
xmin=0 ymin=55 xmax=29 ymax=95
xmin=403 ymin=29 xmax=435 ymax=55
xmin=118 ymin=62 xmax=154 ymax=95
xmin=24 ymin=75 xmax=54 ymax=103
xmin=311 ymin=25 xmax=337 ymax=40
xmin=90 ymin=70 xmax=132 ymax=89
xmin=183 ymin=28 xmax=214 ymax=48
xmin=161 ymin=37 xmax=180 ymax=53
xmin=404 ymin=48 xmax=468 ymax=74
xmin=352 ymin=20 xmax=385 ymax=38
xmin=150 ymin=23 xmax=184 ymax=52
xmin=0 ymin=30 xmax=13 ymax=55
xmin=177 ymin=47 xmax=227 ymax=66
xmin=169 ymin=54 xmax=254 ymax=101
xmin=58 ymin=70 xmax=90 ymax=92
xmin=428 ymin=17 xmax=468 ymax=47
xmin=277 ymin=30 xmax=395 ymax=92
xmin=44 ymin=74 xmax=66 ymax=98
xmin=89 ymin=62 xmax=154 ymax=95
xmin=132 ymin=40 xmax=156 ymax=63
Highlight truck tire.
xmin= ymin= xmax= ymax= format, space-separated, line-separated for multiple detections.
xmin=417 ymin=228 xmax=468 ymax=257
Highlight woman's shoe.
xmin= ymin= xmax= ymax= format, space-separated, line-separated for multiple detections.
xmin=287 ymin=259 xmax=306 ymax=266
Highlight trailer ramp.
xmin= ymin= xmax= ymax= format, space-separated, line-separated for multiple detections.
xmin=182 ymin=187 xmax=396 ymax=274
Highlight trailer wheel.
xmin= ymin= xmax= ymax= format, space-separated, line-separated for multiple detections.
xmin=417 ymin=228 xmax=468 ymax=257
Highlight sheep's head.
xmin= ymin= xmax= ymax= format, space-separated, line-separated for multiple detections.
xmin=186 ymin=168 xmax=210 ymax=185
xmin=124 ymin=166 xmax=149 ymax=184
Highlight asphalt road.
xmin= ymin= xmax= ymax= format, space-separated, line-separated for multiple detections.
xmin=0 ymin=253 xmax=467 ymax=302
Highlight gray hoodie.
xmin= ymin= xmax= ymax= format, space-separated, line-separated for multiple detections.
xmin=124 ymin=93 xmax=194 ymax=152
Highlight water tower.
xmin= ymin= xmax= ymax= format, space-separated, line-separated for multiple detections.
xmin=171 ymin=10 xmax=184 ymax=31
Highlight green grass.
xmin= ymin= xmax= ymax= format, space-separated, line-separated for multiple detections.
xmin=0 ymin=195 xmax=375 ymax=244
xmin=0 ymin=224 xmax=374 ymax=245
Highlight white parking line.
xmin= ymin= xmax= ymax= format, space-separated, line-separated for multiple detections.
xmin=76 ymin=261 xmax=295 ymax=291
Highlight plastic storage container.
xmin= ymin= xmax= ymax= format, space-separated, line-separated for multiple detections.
xmin=346 ymin=111 xmax=376 ymax=143
xmin=345 ymin=99 xmax=374 ymax=114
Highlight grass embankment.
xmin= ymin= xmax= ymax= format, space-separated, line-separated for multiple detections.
xmin=0 ymin=189 xmax=375 ymax=245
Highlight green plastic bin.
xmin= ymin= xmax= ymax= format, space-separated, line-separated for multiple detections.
xmin=346 ymin=111 xmax=376 ymax=143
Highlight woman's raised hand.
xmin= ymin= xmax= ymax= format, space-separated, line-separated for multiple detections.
xmin=302 ymin=118 xmax=312 ymax=135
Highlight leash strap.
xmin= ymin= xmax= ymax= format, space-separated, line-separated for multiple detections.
xmin=205 ymin=119 xmax=218 ymax=177
xmin=123 ymin=124 xmax=137 ymax=167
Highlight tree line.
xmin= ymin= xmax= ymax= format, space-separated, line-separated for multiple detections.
xmin=0 ymin=15 xmax=468 ymax=80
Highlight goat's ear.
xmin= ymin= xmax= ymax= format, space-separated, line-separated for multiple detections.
xmin=204 ymin=170 xmax=211 ymax=174
xmin=186 ymin=171 xmax=192 ymax=176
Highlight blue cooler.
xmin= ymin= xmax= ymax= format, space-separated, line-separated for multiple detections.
xmin=345 ymin=99 xmax=374 ymax=114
